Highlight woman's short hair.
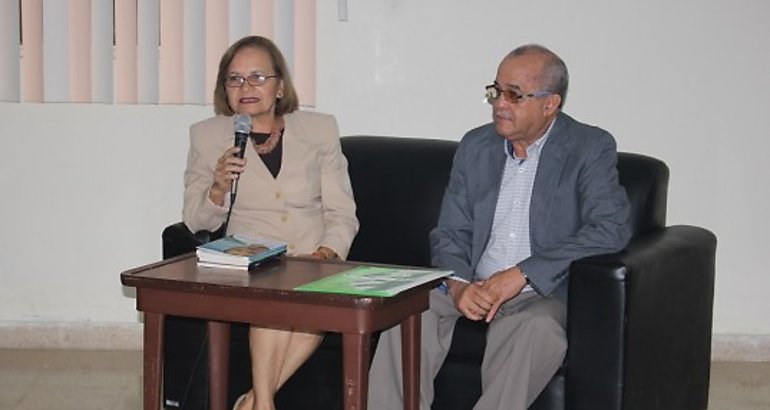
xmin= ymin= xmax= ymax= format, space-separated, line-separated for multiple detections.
xmin=213 ymin=35 xmax=299 ymax=116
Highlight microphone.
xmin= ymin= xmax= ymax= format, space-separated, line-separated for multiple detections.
xmin=231 ymin=114 xmax=251 ymax=199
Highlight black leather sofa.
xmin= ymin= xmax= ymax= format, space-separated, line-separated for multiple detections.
xmin=161 ymin=136 xmax=717 ymax=410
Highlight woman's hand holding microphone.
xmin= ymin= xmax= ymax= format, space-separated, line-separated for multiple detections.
xmin=209 ymin=146 xmax=247 ymax=206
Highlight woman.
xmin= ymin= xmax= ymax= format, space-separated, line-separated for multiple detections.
xmin=183 ymin=35 xmax=359 ymax=410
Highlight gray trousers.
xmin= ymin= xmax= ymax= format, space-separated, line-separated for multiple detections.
xmin=368 ymin=289 xmax=566 ymax=410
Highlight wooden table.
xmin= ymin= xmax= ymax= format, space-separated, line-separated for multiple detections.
xmin=121 ymin=254 xmax=439 ymax=410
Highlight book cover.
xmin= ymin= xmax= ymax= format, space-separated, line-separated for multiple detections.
xmin=294 ymin=266 xmax=452 ymax=297
xmin=196 ymin=235 xmax=287 ymax=269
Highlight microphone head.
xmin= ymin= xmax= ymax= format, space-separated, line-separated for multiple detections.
xmin=233 ymin=114 xmax=250 ymax=159
xmin=234 ymin=114 xmax=251 ymax=135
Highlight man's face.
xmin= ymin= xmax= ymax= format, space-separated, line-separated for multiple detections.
xmin=491 ymin=54 xmax=556 ymax=145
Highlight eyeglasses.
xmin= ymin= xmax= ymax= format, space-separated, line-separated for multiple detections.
xmin=225 ymin=73 xmax=280 ymax=88
xmin=485 ymin=84 xmax=552 ymax=104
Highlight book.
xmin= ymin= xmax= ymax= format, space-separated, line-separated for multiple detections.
xmin=294 ymin=266 xmax=452 ymax=297
xmin=196 ymin=235 xmax=287 ymax=269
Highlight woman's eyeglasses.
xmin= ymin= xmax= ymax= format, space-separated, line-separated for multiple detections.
xmin=226 ymin=73 xmax=279 ymax=88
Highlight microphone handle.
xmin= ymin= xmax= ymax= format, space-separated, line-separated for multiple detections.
xmin=231 ymin=131 xmax=249 ymax=197
xmin=234 ymin=131 xmax=248 ymax=158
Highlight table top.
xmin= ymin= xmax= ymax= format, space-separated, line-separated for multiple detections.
xmin=121 ymin=253 xmax=441 ymax=311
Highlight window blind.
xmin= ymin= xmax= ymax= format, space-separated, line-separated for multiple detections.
xmin=0 ymin=0 xmax=316 ymax=106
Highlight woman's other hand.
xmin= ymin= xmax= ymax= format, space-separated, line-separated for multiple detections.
xmin=209 ymin=146 xmax=247 ymax=206
xmin=309 ymin=246 xmax=338 ymax=260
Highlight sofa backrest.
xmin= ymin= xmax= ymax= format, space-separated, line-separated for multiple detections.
xmin=341 ymin=136 xmax=669 ymax=267
xmin=342 ymin=136 xmax=457 ymax=267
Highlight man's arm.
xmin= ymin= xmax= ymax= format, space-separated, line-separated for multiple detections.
xmin=430 ymin=131 xmax=508 ymax=321
xmin=429 ymin=137 xmax=477 ymax=282
xmin=520 ymin=130 xmax=632 ymax=296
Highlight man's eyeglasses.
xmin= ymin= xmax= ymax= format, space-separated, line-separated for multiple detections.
xmin=485 ymin=84 xmax=551 ymax=104
xmin=225 ymin=73 xmax=280 ymax=88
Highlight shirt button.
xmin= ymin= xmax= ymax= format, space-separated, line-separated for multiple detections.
xmin=281 ymin=215 xmax=288 ymax=222
xmin=275 ymin=191 xmax=282 ymax=199
xmin=509 ymin=233 xmax=517 ymax=238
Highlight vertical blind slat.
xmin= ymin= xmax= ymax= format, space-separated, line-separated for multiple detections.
xmin=43 ymin=0 xmax=69 ymax=102
xmin=294 ymin=0 xmax=315 ymax=106
xmin=22 ymin=0 xmax=44 ymax=103
xmin=137 ymin=0 xmax=159 ymax=104
xmin=229 ymin=0 xmax=251 ymax=45
xmin=115 ymin=0 xmax=137 ymax=104
xmin=0 ymin=0 xmax=21 ymax=102
xmin=69 ymin=0 xmax=91 ymax=103
xmin=159 ymin=0 xmax=183 ymax=104
xmin=251 ymin=0 xmax=274 ymax=41
xmin=204 ymin=0 xmax=228 ymax=105
xmin=90 ymin=0 xmax=112 ymax=103
xmin=272 ymin=0 xmax=294 ymax=76
xmin=183 ymin=0 xmax=205 ymax=104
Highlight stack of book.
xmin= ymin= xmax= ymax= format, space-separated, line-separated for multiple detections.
xmin=196 ymin=235 xmax=287 ymax=269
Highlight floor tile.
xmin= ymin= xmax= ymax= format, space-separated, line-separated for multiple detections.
xmin=1 ymin=349 xmax=769 ymax=409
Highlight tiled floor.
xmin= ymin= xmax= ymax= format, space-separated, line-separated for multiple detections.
xmin=0 ymin=349 xmax=141 ymax=410
xmin=709 ymin=361 xmax=770 ymax=409
xmin=0 ymin=349 xmax=768 ymax=410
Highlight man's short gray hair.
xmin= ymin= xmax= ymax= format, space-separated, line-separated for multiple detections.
xmin=507 ymin=44 xmax=569 ymax=109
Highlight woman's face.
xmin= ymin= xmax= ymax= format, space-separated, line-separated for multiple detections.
xmin=225 ymin=46 xmax=283 ymax=120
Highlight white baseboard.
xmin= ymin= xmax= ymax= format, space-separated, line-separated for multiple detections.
xmin=711 ymin=333 xmax=770 ymax=361
xmin=1 ymin=322 xmax=768 ymax=361
xmin=0 ymin=321 xmax=142 ymax=350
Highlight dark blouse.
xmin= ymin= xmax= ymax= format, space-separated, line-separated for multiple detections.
xmin=250 ymin=129 xmax=284 ymax=178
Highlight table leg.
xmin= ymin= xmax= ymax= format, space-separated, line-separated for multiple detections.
xmin=208 ymin=321 xmax=231 ymax=410
xmin=401 ymin=313 xmax=421 ymax=410
xmin=143 ymin=312 xmax=164 ymax=410
xmin=342 ymin=332 xmax=372 ymax=410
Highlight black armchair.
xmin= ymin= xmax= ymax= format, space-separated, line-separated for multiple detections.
xmin=161 ymin=136 xmax=716 ymax=410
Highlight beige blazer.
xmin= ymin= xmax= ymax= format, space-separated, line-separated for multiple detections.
xmin=183 ymin=111 xmax=358 ymax=258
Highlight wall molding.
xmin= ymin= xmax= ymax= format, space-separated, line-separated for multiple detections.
xmin=1 ymin=322 xmax=768 ymax=361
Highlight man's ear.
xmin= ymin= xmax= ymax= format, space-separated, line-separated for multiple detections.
xmin=544 ymin=94 xmax=561 ymax=114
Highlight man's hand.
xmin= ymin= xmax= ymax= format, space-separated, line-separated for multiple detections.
xmin=478 ymin=266 xmax=528 ymax=322
xmin=446 ymin=280 xmax=495 ymax=321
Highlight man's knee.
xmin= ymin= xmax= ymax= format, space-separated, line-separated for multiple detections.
xmin=528 ymin=313 xmax=567 ymax=361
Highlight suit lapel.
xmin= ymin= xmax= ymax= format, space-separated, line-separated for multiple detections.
xmin=472 ymin=129 xmax=507 ymax=264
xmin=530 ymin=114 xmax=569 ymax=245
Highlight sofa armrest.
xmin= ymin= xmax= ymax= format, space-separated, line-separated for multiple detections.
xmin=566 ymin=225 xmax=717 ymax=410
xmin=162 ymin=222 xmax=225 ymax=259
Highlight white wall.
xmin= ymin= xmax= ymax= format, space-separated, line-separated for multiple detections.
xmin=0 ymin=1 xmax=768 ymax=346
xmin=0 ymin=103 xmax=210 ymax=325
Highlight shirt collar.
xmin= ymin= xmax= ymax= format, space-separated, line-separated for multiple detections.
xmin=503 ymin=118 xmax=556 ymax=161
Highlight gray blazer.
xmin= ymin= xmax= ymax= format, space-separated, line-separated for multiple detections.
xmin=430 ymin=112 xmax=632 ymax=302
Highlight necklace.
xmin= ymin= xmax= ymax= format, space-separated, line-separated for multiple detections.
xmin=250 ymin=117 xmax=284 ymax=155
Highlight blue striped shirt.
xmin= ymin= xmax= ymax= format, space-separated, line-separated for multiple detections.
xmin=475 ymin=120 xmax=555 ymax=293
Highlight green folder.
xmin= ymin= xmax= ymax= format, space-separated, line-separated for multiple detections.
xmin=295 ymin=266 xmax=451 ymax=297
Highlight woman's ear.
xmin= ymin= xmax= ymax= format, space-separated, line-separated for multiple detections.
xmin=277 ymin=80 xmax=285 ymax=99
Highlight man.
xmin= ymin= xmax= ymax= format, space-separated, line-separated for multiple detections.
xmin=368 ymin=44 xmax=632 ymax=409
